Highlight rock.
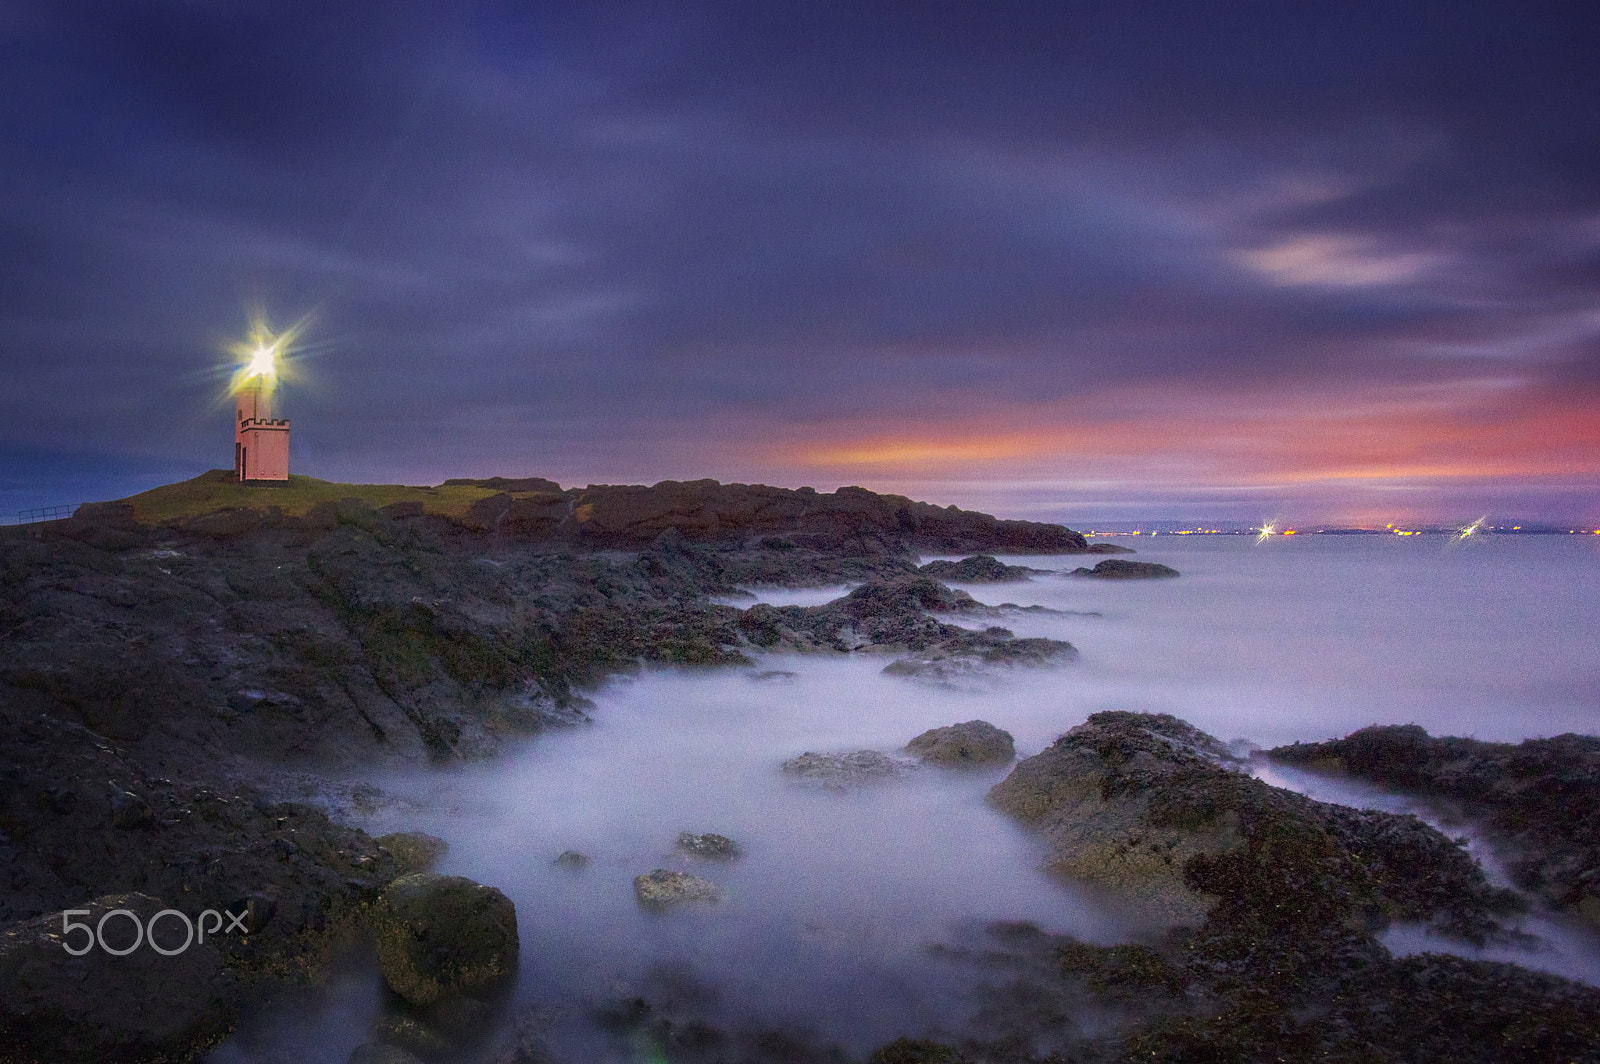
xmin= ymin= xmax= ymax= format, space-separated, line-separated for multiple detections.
xmin=371 ymin=1013 xmax=456 ymax=1059
xmin=883 ymin=635 xmax=1077 ymax=682
xmin=1267 ymin=725 xmax=1600 ymax=926
xmin=781 ymin=750 xmax=912 ymax=789
xmin=0 ymin=893 xmax=230 ymax=1064
xmin=350 ymin=1041 xmax=428 ymax=1064
xmin=916 ymin=555 xmax=1035 ymax=582
xmin=1084 ymin=542 xmax=1135 ymax=554
xmin=552 ymin=850 xmax=590 ymax=869
xmin=989 ymin=711 xmax=1520 ymax=935
xmin=905 ymin=721 xmax=1016 ymax=767
xmin=633 ymin=869 xmax=724 ymax=908
xmin=1068 ymin=559 xmax=1179 ymax=579
xmin=109 ymin=789 xmax=151 ymax=828
xmin=375 ymin=831 xmax=449 ymax=874
xmin=226 ymin=891 xmax=277 ymax=934
xmin=374 ymin=873 xmax=520 ymax=1007
xmin=870 ymin=1038 xmax=965 ymax=1064
xmin=676 ymin=832 xmax=741 ymax=859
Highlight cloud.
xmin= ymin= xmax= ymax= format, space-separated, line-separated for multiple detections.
xmin=1 ymin=1 xmax=1597 ymax=521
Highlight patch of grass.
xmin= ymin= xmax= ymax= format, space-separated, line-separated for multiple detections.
xmin=105 ymin=470 xmax=513 ymax=525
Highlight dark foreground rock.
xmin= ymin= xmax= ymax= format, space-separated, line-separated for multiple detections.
xmin=1068 ymin=559 xmax=1179 ymax=579
xmin=891 ymin=918 xmax=1600 ymax=1064
xmin=373 ymin=873 xmax=520 ymax=1007
xmin=905 ymin=720 xmax=1015 ymax=767
xmin=857 ymin=713 xmax=1600 ymax=1064
xmin=1084 ymin=542 xmax=1135 ymax=554
xmin=0 ymin=892 xmax=230 ymax=1064
xmin=1267 ymin=724 xmax=1600 ymax=926
xmin=916 ymin=555 xmax=1037 ymax=582
xmin=0 ymin=713 xmax=414 ymax=1063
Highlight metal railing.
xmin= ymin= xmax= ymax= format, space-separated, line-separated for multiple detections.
xmin=3 ymin=504 xmax=79 ymax=526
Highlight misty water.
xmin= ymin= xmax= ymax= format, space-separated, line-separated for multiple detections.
xmin=211 ymin=534 xmax=1600 ymax=1062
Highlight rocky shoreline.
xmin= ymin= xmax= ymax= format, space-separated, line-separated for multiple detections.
xmin=2 ymin=475 xmax=1598 ymax=1062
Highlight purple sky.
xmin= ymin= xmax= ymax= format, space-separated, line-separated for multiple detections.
xmin=3 ymin=2 xmax=1598 ymax=526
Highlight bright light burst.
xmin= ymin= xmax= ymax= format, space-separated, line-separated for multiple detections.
xmin=1456 ymin=517 xmax=1486 ymax=541
xmin=227 ymin=312 xmax=307 ymax=396
xmin=1255 ymin=521 xmax=1277 ymax=542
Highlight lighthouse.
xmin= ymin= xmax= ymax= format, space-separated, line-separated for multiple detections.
xmin=234 ymin=342 xmax=290 ymax=482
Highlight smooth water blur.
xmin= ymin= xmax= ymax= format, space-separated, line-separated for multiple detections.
xmin=213 ymin=534 xmax=1600 ymax=1061
xmin=957 ymin=533 xmax=1600 ymax=748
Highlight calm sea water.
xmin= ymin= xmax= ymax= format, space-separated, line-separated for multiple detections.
xmin=211 ymin=534 xmax=1600 ymax=1063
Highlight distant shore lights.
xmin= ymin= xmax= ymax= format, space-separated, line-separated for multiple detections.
xmin=230 ymin=325 xmax=291 ymax=483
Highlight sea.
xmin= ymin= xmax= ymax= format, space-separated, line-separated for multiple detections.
xmin=209 ymin=533 xmax=1600 ymax=1063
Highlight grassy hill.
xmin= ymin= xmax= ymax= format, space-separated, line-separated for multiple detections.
xmin=104 ymin=470 xmax=524 ymax=525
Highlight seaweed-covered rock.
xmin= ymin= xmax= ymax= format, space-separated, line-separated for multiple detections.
xmin=633 ymin=869 xmax=723 ymax=908
xmin=1268 ymin=725 xmax=1600 ymax=925
xmin=374 ymin=874 xmax=520 ymax=1007
xmin=781 ymin=750 xmax=912 ymax=789
xmin=375 ymin=832 xmax=449 ymax=874
xmin=905 ymin=721 xmax=1015 ymax=767
xmin=883 ymin=634 xmax=1078 ymax=682
xmin=676 ymin=832 xmax=741 ymax=859
xmin=916 ymin=556 xmax=1035 ymax=582
xmin=1068 ymin=559 xmax=1179 ymax=579
xmin=989 ymin=712 xmax=1519 ymax=935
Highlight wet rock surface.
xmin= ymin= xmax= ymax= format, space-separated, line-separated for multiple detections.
xmin=989 ymin=711 xmax=1520 ymax=933
xmin=1268 ymin=724 xmax=1600 ymax=926
xmin=780 ymin=750 xmax=913 ymax=789
xmin=1068 ymin=559 xmax=1180 ymax=579
xmin=374 ymin=873 xmax=520 ymax=1007
xmin=904 ymin=720 xmax=1016 ymax=767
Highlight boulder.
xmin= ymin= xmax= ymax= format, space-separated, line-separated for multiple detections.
xmin=989 ymin=712 xmax=1520 ymax=934
xmin=781 ymin=750 xmax=912 ymax=789
xmin=0 ymin=893 xmax=230 ymax=1064
xmin=552 ymin=850 xmax=590 ymax=869
xmin=916 ymin=556 xmax=1035 ymax=582
xmin=374 ymin=874 xmax=520 ymax=1007
xmin=633 ymin=869 xmax=724 ymax=909
xmin=905 ymin=721 xmax=1016 ymax=767
xmin=676 ymin=832 xmax=741 ymax=859
xmin=375 ymin=832 xmax=449 ymax=874
xmin=1084 ymin=542 xmax=1135 ymax=554
xmin=1068 ymin=559 xmax=1179 ymax=579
